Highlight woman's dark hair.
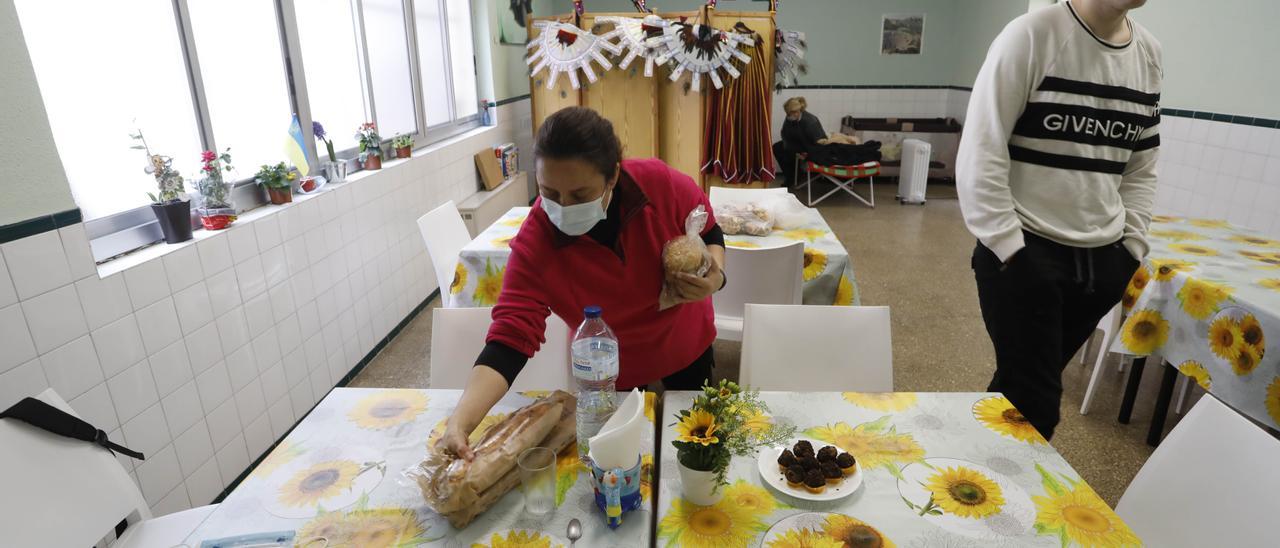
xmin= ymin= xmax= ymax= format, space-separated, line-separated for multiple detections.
xmin=534 ymin=106 xmax=622 ymax=180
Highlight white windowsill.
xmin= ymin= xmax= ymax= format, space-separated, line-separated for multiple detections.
xmin=96 ymin=123 xmax=500 ymax=278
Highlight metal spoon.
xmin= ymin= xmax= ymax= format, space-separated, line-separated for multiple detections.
xmin=566 ymin=518 xmax=582 ymax=547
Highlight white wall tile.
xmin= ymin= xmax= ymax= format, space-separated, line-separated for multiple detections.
xmin=186 ymin=322 xmax=224 ymax=375
xmin=283 ymin=237 xmax=309 ymax=276
xmin=0 ymin=359 xmax=48 ymax=410
xmin=197 ymin=236 xmax=233 ymax=277
xmin=235 ymin=381 xmax=267 ymax=430
xmin=244 ymin=413 xmax=273 ymax=461
xmin=69 ymin=383 xmax=120 ymax=433
xmin=93 ymin=315 xmax=147 ymax=378
xmin=251 ymin=329 xmax=281 ymax=373
xmin=136 ymin=444 xmax=182 ymax=506
xmin=268 ymin=283 xmax=295 ymax=323
xmin=106 ymin=359 xmax=158 ymax=423
xmin=2 ymin=231 xmax=72 ymax=301
xmin=282 ymin=347 xmax=308 ymax=389
xmin=227 ymin=225 xmax=259 ymax=264
xmin=173 ymin=420 xmax=215 ymax=477
xmin=58 ymin=225 xmax=96 ymax=281
xmin=122 ymin=403 xmax=171 ymax=457
xmin=235 ymin=256 xmax=267 ymax=302
xmin=289 ymin=380 xmax=312 ymax=418
xmin=243 ymin=294 xmax=274 ymax=336
xmin=225 ymin=344 xmax=258 ymax=392
xmin=276 ymin=314 xmax=303 ymax=358
xmin=162 ymin=380 xmax=204 ymax=438
xmin=259 ymin=362 xmax=288 ymax=403
xmin=162 ymin=245 xmax=204 ymax=292
xmin=308 ymin=371 xmax=329 ymax=405
xmin=0 ymin=303 xmax=38 ymax=375
xmin=40 ymin=335 xmax=103 ymax=399
xmin=186 ymin=457 xmax=224 ymax=506
xmin=297 ymin=300 xmax=320 ymax=337
xmin=261 ymin=245 xmax=288 ymax=290
xmin=150 ymin=339 xmax=193 ymax=396
xmin=215 ymin=308 xmax=250 ymax=355
xmin=22 ymin=284 xmax=88 ymax=354
xmin=123 ymin=260 xmax=171 ymax=311
xmin=207 ymin=398 xmax=242 ymax=450
xmin=205 ymin=268 xmax=241 ymax=318
xmin=254 ymin=215 xmax=282 ymax=251
xmin=76 ymin=274 xmax=132 ymax=331
xmin=267 ymin=398 xmax=295 ymax=439
xmin=173 ymin=281 xmax=214 ymax=335
xmin=0 ymin=249 xmax=17 ymax=308
xmin=136 ymin=297 xmax=182 ymax=356
xmin=1264 ymin=156 xmax=1280 ymax=186
xmin=214 ymin=435 xmax=250 ymax=488
xmin=152 ymin=483 xmax=192 ymax=517
xmin=291 ymin=268 xmax=316 ymax=307
xmin=196 ymin=361 xmax=233 ymax=414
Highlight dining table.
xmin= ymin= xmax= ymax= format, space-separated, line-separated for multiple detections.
xmin=450 ymin=205 xmax=860 ymax=308
xmin=656 ymin=391 xmax=1142 ymax=547
xmin=179 ymin=388 xmax=658 ymax=548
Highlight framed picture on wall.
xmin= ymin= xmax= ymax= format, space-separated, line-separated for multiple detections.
xmin=498 ymin=0 xmax=532 ymax=45
xmin=881 ymin=14 xmax=925 ymax=55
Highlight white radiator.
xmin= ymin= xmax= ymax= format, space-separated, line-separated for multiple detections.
xmin=457 ymin=172 xmax=529 ymax=237
xmin=897 ymin=139 xmax=931 ymax=205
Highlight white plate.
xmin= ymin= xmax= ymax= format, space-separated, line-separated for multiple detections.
xmin=756 ymin=438 xmax=862 ymax=502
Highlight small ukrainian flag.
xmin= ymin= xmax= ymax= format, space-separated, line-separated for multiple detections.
xmin=285 ymin=114 xmax=314 ymax=176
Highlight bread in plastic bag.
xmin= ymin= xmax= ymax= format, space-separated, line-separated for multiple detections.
xmin=659 ymin=205 xmax=712 ymax=311
xmin=714 ymin=202 xmax=775 ymax=236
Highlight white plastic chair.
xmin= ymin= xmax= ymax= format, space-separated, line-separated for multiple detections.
xmin=708 ymin=186 xmax=789 ymax=210
xmin=417 ymin=201 xmax=473 ymax=307
xmin=1116 ymin=395 xmax=1280 ymax=548
xmin=712 ymin=242 xmax=805 ymax=342
xmin=739 ymin=304 xmax=893 ymax=391
xmin=0 ymin=389 xmax=217 ymax=548
xmin=429 ymin=307 xmax=572 ymax=391
xmin=1079 ymin=304 xmax=1123 ymax=414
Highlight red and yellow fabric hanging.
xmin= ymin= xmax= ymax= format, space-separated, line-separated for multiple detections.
xmin=703 ymin=25 xmax=775 ymax=184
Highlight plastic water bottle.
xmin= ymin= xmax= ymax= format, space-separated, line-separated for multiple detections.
xmin=572 ymin=305 xmax=619 ymax=461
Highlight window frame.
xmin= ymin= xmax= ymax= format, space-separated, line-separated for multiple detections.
xmin=82 ymin=0 xmax=481 ymax=263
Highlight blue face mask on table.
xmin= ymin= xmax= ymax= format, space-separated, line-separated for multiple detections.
xmin=543 ymin=190 xmax=610 ymax=236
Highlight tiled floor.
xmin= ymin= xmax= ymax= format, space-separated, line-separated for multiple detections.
xmin=350 ymin=181 xmax=1196 ymax=506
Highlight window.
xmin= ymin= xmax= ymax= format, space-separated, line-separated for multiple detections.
xmin=15 ymin=0 xmax=204 ymax=220
xmin=17 ymin=0 xmax=482 ymax=261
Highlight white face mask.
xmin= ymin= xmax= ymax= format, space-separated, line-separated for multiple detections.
xmin=543 ymin=190 xmax=609 ymax=236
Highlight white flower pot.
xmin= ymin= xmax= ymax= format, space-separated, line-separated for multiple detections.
xmin=678 ymin=463 xmax=722 ymax=506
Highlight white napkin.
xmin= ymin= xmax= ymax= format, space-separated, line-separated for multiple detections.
xmin=587 ymin=389 xmax=645 ymax=469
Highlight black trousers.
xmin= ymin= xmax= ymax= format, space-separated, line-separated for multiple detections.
xmin=661 ymin=345 xmax=715 ymax=390
xmin=972 ymin=232 xmax=1139 ymax=440
xmin=773 ymin=141 xmax=801 ymax=186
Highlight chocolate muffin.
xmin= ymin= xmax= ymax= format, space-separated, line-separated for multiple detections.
xmin=821 ymin=461 xmax=842 ymax=484
xmin=817 ymin=445 xmax=838 ymax=462
xmin=793 ymin=440 xmax=815 ymax=458
xmin=784 ymin=467 xmax=805 ymax=487
xmin=803 ymin=468 xmax=826 ymax=494
xmin=836 ymin=452 xmax=856 ymax=476
xmin=799 ymin=455 xmax=820 ymax=472
xmin=777 ymin=449 xmax=797 ymax=471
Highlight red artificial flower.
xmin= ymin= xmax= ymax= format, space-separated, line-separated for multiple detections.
xmin=201 ymin=150 xmax=217 ymax=162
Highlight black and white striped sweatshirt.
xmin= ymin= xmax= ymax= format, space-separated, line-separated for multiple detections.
xmin=958 ymin=1 xmax=1162 ymax=262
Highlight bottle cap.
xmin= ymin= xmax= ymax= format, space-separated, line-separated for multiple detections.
xmin=584 ymin=305 xmax=602 ymax=318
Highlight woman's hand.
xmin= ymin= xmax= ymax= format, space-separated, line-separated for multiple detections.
xmin=438 ymin=417 xmax=476 ymax=461
xmin=670 ymin=244 xmax=726 ymax=304
xmin=434 ymin=365 xmax=510 ymax=461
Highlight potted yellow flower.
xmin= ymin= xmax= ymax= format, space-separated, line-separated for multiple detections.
xmin=672 ymin=380 xmax=793 ymax=505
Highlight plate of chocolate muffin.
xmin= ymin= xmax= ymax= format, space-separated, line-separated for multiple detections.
xmin=756 ymin=438 xmax=861 ymax=501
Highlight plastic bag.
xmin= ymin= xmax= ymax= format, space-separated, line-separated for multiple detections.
xmin=757 ymin=194 xmax=811 ymax=230
xmin=659 ymin=205 xmax=712 ymax=311
xmin=714 ymin=202 xmax=775 ymax=236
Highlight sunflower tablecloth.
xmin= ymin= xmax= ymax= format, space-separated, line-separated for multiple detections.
xmin=1111 ymin=217 xmax=1280 ymax=431
xmin=450 ymin=207 xmax=860 ymax=307
xmin=181 ymin=388 xmax=658 ymax=548
xmin=657 ymin=391 xmax=1142 ymax=548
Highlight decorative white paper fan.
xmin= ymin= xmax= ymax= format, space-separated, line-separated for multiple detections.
xmin=774 ymin=29 xmax=807 ymax=88
xmin=526 ymin=20 xmax=623 ymax=90
xmin=646 ymin=22 xmax=754 ymax=92
xmin=595 ymin=15 xmax=671 ymax=78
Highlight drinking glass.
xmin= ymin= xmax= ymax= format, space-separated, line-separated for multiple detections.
xmin=518 ymin=447 xmax=556 ymax=515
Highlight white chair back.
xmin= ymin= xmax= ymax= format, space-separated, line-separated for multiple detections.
xmin=417 ymin=201 xmax=473 ymax=304
xmin=740 ymin=304 xmax=893 ymax=391
xmin=429 ymin=307 xmax=572 ymax=391
xmin=708 ymin=186 xmax=789 ymax=209
xmin=1116 ymin=396 xmax=1280 ymax=548
xmin=0 ymin=389 xmax=152 ymax=548
xmin=712 ymin=242 xmax=804 ymax=341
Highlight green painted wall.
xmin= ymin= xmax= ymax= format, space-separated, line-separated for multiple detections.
xmin=951 ymin=0 xmax=1033 ymax=87
xmin=1132 ymin=0 xmax=1280 ymax=118
xmin=488 ymin=0 xmax=561 ymax=101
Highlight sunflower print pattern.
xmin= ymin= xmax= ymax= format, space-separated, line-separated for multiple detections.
xmin=803 ymin=247 xmax=828 ymax=281
xmin=1147 ymin=229 xmax=1205 ymax=241
xmin=766 ymin=527 xmax=845 ymax=548
xmin=347 ymin=390 xmax=428 ymax=430
xmin=924 ymin=466 xmax=1006 ymax=519
xmin=1033 ymin=464 xmax=1140 ymax=548
xmin=474 ymin=259 xmax=506 ymax=306
xmin=1266 ymin=377 xmax=1280 ymax=425
xmin=1178 ymin=361 xmax=1212 ymax=390
xmin=278 ymin=460 xmax=361 ymax=508
xmin=658 ymin=482 xmax=772 ymax=547
xmin=451 ymin=262 xmax=467 ymax=295
xmin=248 ymin=440 xmax=304 ymax=479
xmin=1176 ymin=278 xmax=1232 ymax=320
xmin=1120 ymin=309 xmax=1169 ymax=355
xmin=842 ymin=392 xmax=918 ymax=412
xmin=834 ymin=274 xmax=856 ymax=306
xmin=782 ymin=228 xmax=827 ymax=242
xmin=1186 ymin=218 xmax=1230 ymax=228
xmin=822 ymin=514 xmax=896 ymax=548
xmin=805 ymin=416 xmax=926 ymax=474
xmin=471 ymin=529 xmax=562 ymax=548
xmin=972 ymin=396 xmax=1047 ymax=445
xmin=296 ymin=506 xmax=430 ymax=548
xmin=726 ymin=239 xmax=762 ymax=248
xmin=1151 ymin=258 xmax=1196 ymax=282
xmin=1167 ymin=242 xmax=1218 ymax=256
xmin=1258 ymin=278 xmax=1280 ymax=292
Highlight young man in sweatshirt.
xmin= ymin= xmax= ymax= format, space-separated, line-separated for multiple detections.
xmin=957 ymin=0 xmax=1161 ymax=440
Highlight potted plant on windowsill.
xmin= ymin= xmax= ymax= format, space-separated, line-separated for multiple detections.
xmin=356 ymin=122 xmax=382 ymax=170
xmin=671 ymin=380 xmax=794 ymax=505
xmin=392 ymin=133 xmax=414 ymax=159
xmin=131 ymin=129 xmax=193 ymax=244
xmin=255 ymin=162 xmax=296 ymax=205
xmin=314 ymin=120 xmax=346 ymax=183
xmin=196 ymin=148 xmax=236 ymax=230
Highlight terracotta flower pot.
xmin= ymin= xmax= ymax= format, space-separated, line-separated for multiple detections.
xmin=363 ymin=153 xmax=383 ymax=170
xmin=267 ymin=187 xmax=292 ymax=205
xmin=395 ymin=146 xmax=412 ymax=159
